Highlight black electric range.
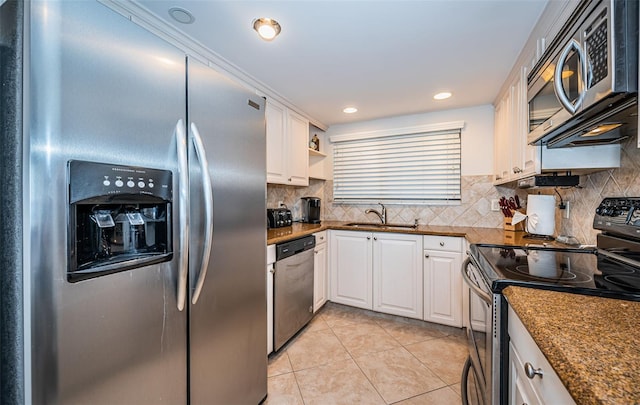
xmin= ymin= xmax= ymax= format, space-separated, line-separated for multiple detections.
xmin=461 ymin=198 xmax=640 ymax=405
xmin=469 ymin=243 xmax=640 ymax=301
xmin=470 ymin=197 xmax=640 ymax=302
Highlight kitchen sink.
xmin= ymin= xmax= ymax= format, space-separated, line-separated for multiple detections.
xmin=344 ymin=222 xmax=418 ymax=230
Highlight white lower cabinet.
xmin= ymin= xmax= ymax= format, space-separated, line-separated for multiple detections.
xmin=508 ymin=305 xmax=575 ymax=405
xmin=469 ymin=290 xmax=488 ymax=332
xmin=330 ymin=230 xmax=373 ymax=310
xmin=313 ymin=231 xmax=328 ymax=312
xmin=423 ymin=235 xmax=463 ymax=327
xmin=266 ymin=244 xmax=276 ymax=355
xmin=373 ymin=233 xmax=423 ymax=319
xmin=329 ymin=230 xmax=422 ymax=319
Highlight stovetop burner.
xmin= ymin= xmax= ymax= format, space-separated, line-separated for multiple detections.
xmin=469 ymin=244 xmax=640 ymax=300
xmin=510 ymin=264 xmax=591 ymax=283
xmin=602 ymin=274 xmax=640 ymax=291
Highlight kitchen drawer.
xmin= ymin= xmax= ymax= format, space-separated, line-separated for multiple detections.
xmin=508 ymin=306 xmax=575 ymax=404
xmin=313 ymin=230 xmax=327 ymax=245
xmin=423 ymin=235 xmax=462 ymax=252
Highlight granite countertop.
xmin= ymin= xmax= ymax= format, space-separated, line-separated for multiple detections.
xmin=503 ymin=286 xmax=640 ymax=404
xmin=267 ymin=220 xmax=565 ymax=247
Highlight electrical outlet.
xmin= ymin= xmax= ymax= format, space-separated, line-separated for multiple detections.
xmin=563 ymin=201 xmax=570 ymax=219
xmin=278 ymin=200 xmax=284 ymax=207
xmin=491 ymin=199 xmax=500 ymax=211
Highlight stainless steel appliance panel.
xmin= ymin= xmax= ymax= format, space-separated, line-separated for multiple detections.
xmin=1 ymin=1 xmax=25 ymax=403
xmin=527 ymin=0 xmax=638 ymax=147
xmin=186 ymin=57 xmax=267 ymax=404
xmin=274 ymin=247 xmax=315 ymax=351
xmin=461 ymin=258 xmax=504 ymax=405
xmin=28 ymin=2 xmax=187 ymax=403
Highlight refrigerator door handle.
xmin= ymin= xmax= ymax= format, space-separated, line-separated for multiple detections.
xmin=176 ymin=119 xmax=189 ymax=311
xmin=190 ymin=122 xmax=214 ymax=305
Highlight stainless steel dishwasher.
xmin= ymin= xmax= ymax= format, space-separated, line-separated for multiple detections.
xmin=273 ymin=235 xmax=315 ymax=351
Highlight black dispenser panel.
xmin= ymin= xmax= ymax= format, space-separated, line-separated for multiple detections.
xmin=68 ymin=160 xmax=173 ymax=282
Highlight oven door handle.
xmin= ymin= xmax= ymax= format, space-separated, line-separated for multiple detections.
xmin=462 ymin=257 xmax=492 ymax=305
xmin=461 ymin=356 xmax=472 ymax=405
xmin=597 ymin=248 xmax=640 ymax=269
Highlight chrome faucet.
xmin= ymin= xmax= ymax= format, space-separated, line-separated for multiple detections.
xmin=365 ymin=203 xmax=386 ymax=224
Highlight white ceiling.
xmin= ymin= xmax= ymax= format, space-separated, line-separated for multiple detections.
xmin=137 ymin=0 xmax=548 ymax=128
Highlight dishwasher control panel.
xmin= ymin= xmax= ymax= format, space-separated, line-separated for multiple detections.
xmin=275 ymin=235 xmax=316 ymax=261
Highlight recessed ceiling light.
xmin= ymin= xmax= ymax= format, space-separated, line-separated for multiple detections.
xmin=168 ymin=7 xmax=195 ymax=24
xmin=253 ymin=18 xmax=281 ymax=41
xmin=433 ymin=92 xmax=452 ymax=100
xmin=343 ymin=107 xmax=358 ymax=114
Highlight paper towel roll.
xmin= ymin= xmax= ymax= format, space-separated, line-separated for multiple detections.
xmin=526 ymin=195 xmax=555 ymax=236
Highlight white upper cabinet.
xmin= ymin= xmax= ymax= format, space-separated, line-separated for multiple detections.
xmin=286 ymin=110 xmax=309 ymax=185
xmin=494 ymin=55 xmax=538 ymax=184
xmin=265 ymin=100 xmax=287 ymax=183
xmin=266 ymin=99 xmax=309 ymax=186
xmin=493 ymin=1 xmax=587 ymax=185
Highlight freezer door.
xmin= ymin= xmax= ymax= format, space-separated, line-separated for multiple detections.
xmin=187 ymin=57 xmax=267 ymax=404
xmin=28 ymin=2 xmax=187 ymax=404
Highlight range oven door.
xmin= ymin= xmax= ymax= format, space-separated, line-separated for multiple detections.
xmin=461 ymin=257 xmax=494 ymax=405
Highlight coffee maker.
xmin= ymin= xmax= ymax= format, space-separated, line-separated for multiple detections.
xmin=301 ymin=197 xmax=321 ymax=224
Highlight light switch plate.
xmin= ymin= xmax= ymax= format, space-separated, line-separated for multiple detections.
xmin=491 ymin=199 xmax=500 ymax=211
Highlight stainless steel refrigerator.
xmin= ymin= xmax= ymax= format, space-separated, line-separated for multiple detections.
xmin=0 ymin=1 xmax=267 ymax=404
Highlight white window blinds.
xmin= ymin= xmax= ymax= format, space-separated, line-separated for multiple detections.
xmin=332 ymin=124 xmax=462 ymax=204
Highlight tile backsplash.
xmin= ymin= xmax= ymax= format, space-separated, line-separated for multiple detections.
xmin=267 ymin=136 xmax=640 ymax=245
xmin=527 ymin=136 xmax=640 ymax=245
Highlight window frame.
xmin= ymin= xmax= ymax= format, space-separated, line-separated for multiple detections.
xmin=330 ymin=121 xmax=464 ymax=205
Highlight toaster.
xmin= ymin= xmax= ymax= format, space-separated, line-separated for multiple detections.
xmin=267 ymin=208 xmax=292 ymax=228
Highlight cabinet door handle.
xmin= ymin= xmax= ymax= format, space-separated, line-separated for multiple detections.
xmin=367 ymin=236 xmax=371 ymax=240
xmin=373 ymin=237 xmax=377 ymax=241
xmin=524 ymin=362 xmax=543 ymax=379
xmin=425 ymin=254 xmax=429 ymax=258
xmin=439 ymin=242 xmax=445 ymax=247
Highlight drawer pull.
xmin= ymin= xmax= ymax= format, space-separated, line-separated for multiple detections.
xmin=439 ymin=242 xmax=445 ymax=247
xmin=524 ymin=362 xmax=543 ymax=379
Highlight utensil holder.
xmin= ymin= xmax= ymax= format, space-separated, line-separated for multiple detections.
xmin=503 ymin=210 xmax=525 ymax=232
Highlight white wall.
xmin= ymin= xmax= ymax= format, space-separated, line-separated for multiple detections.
xmin=323 ymin=104 xmax=495 ymax=178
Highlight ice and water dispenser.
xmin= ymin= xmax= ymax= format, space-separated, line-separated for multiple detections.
xmin=68 ymin=160 xmax=173 ymax=282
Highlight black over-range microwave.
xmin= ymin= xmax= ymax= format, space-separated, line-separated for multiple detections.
xmin=527 ymin=0 xmax=638 ymax=148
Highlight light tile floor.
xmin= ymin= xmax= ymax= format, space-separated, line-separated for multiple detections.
xmin=266 ymin=303 xmax=467 ymax=405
